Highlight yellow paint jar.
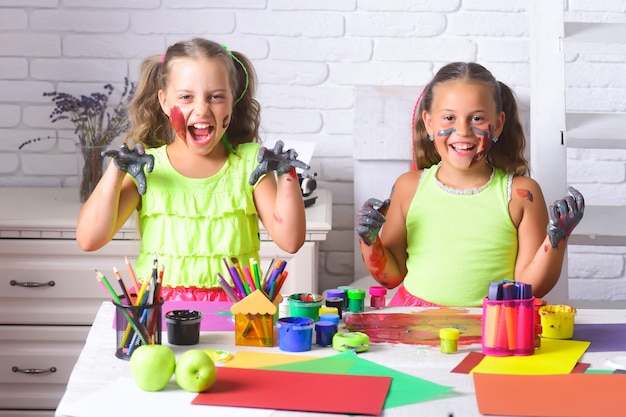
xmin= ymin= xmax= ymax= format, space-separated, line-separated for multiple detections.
xmin=439 ymin=327 xmax=461 ymax=354
xmin=538 ymin=304 xmax=577 ymax=339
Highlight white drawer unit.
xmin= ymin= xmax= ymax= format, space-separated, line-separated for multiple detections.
xmin=0 ymin=186 xmax=331 ymax=414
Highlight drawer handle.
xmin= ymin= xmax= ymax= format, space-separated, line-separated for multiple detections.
xmin=12 ymin=366 xmax=57 ymax=375
xmin=10 ymin=280 xmax=55 ymax=288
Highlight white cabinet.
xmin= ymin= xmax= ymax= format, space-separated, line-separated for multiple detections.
xmin=530 ymin=1 xmax=626 ymax=303
xmin=0 ymin=187 xmax=331 ymax=414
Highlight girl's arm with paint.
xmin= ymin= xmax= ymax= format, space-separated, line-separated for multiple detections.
xmin=76 ymin=160 xmax=141 ymax=251
xmin=252 ymin=142 xmax=307 ymax=254
xmin=356 ymin=171 xmax=419 ymax=289
xmin=510 ymin=177 xmax=585 ymax=298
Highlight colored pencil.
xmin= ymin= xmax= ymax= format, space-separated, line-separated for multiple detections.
xmin=250 ymin=258 xmax=262 ymax=292
xmin=96 ymin=270 xmax=148 ymax=345
xmin=243 ymin=265 xmax=256 ymax=292
xmin=124 ymin=256 xmax=140 ymax=295
xmin=218 ymin=273 xmax=240 ymax=302
xmin=113 ymin=267 xmax=132 ymax=304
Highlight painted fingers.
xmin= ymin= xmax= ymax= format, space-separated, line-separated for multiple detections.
xmin=248 ymin=140 xmax=310 ymax=186
xmin=355 ymin=198 xmax=391 ymax=246
xmin=547 ymin=186 xmax=585 ymax=249
xmin=102 ymin=143 xmax=154 ymax=195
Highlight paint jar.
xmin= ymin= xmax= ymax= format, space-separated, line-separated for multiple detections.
xmin=534 ymin=299 xmax=546 ymax=348
xmin=347 ymin=288 xmax=366 ymax=313
xmin=368 ymin=286 xmax=387 ymax=309
xmin=319 ymin=313 xmax=340 ymax=326
xmin=315 ymin=320 xmax=338 ymax=347
xmin=336 ymin=286 xmax=355 ymax=310
xmin=539 ymin=304 xmax=577 ymax=339
xmin=165 ymin=310 xmax=202 ymax=346
xmin=288 ymin=293 xmax=323 ymax=322
xmin=324 ymin=296 xmax=344 ymax=319
xmin=277 ymin=317 xmax=314 ymax=352
xmin=439 ymin=327 xmax=460 ymax=354
xmin=318 ymin=306 xmax=339 ymax=317
xmin=325 ymin=289 xmax=345 ymax=306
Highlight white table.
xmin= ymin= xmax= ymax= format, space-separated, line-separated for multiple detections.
xmin=55 ymin=303 xmax=626 ymax=417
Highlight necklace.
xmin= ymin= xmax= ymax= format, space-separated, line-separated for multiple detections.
xmin=433 ymin=165 xmax=495 ymax=195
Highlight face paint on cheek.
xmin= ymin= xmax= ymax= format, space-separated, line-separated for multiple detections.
xmin=516 ymin=188 xmax=534 ymax=202
xmin=170 ymin=106 xmax=187 ymax=141
xmin=469 ymin=125 xmax=494 ymax=167
xmin=437 ymin=127 xmax=456 ymax=137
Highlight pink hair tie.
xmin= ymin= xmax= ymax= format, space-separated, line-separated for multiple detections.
xmin=159 ymin=54 xmax=165 ymax=63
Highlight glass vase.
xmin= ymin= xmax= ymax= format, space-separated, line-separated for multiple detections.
xmin=77 ymin=144 xmax=108 ymax=203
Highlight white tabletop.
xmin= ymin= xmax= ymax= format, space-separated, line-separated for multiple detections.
xmin=55 ymin=303 xmax=626 ymax=417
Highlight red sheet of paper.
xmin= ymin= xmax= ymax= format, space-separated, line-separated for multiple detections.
xmin=473 ymin=372 xmax=626 ymax=417
xmin=192 ymin=366 xmax=391 ymax=415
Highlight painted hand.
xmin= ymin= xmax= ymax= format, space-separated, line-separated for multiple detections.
xmin=248 ymin=140 xmax=310 ymax=185
xmin=102 ymin=143 xmax=155 ymax=195
xmin=355 ymin=198 xmax=391 ymax=246
xmin=547 ymin=186 xmax=585 ymax=249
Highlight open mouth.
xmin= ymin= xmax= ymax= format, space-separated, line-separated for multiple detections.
xmin=450 ymin=143 xmax=476 ymax=152
xmin=189 ymin=123 xmax=215 ymax=145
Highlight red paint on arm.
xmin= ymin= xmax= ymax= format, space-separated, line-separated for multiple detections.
xmin=516 ymin=188 xmax=534 ymax=202
xmin=368 ymin=239 xmax=388 ymax=282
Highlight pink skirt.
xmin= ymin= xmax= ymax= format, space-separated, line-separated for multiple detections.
xmin=159 ymin=286 xmax=229 ymax=302
xmin=388 ymin=285 xmax=441 ymax=307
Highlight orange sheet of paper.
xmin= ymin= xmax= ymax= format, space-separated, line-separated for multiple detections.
xmin=223 ymin=350 xmax=319 ymax=368
xmin=192 ymin=367 xmax=391 ymax=415
xmin=474 ymin=373 xmax=626 ymax=417
xmin=471 ymin=338 xmax=590 ymax=375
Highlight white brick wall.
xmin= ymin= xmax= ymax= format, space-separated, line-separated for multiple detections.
xmin=1 ymin=1 xmax=625 ymax=303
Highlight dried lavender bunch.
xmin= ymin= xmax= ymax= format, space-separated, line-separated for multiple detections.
xmin=19 ymin=78 xmax=136 ymax=149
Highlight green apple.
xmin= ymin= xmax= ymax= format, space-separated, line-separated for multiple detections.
xmin=175 ymin=349 xmax=217 ymax=392
xmin=129 ymin=344 xmax=176 ymax=391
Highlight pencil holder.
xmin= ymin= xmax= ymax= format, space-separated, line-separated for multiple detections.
xmin=165 ymin=310 xmax=202 ymax=345
xmin=230 ymin=290 xmax=282 ymax=347
xmin=481 ymin=297 xmax=535 ymax=356
xmin=113 ymin=297 xmax=163 ymax=360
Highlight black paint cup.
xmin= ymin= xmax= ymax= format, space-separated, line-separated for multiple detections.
xmin=165 ymin=310 xmax=202 ymax=345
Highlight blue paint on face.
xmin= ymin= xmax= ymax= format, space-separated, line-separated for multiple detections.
xmin=437 ymin=127 xmax=456 ymax=137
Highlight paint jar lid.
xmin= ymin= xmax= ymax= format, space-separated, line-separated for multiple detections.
xmin=347 ymin=288 xmax=366 ymax=300
xmin=326 ymin=289 xmax=345 ymax=299
xmin=439 ymin=327 xmax=460 ymax=340
xmin=315 ymin=320 xmax=337 ymax=330
xmin=368 ymin=286 xmax=387 ymax=296
xmin=319 ymin=313 xmax=340 ymax=325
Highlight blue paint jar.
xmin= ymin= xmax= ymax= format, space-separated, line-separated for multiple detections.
xmin=277 ymin=317 xmax=314 ymax=352
xmin=315 ymin=320 xmax=338 ymax=347
xmin=319 ymin=313 xmax=340 ymax=326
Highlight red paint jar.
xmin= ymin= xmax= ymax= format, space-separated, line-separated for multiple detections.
xmin=368 ymin=286 xmax=387 ymax=309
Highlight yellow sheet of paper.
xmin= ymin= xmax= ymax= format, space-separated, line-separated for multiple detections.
xmin=471 ymin=338 xmax=590 ymax=375
xmin=224 ymin=350 xmax=319 ymax=369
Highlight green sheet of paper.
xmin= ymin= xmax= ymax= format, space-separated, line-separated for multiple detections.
xmin=263 ymin=350 xmax=454 ymax=409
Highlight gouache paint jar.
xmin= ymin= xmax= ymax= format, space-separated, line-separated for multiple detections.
xmin=165 ymin=310 xmax=202 ymax=345
xmin=439 ymin=327 xmax=460 ymax=354
xmin=277 ymin=317 xmax=314 ymax=352
xmin=539 ymin=304 xmax=576 ymax=339
xmin=288 ymin=293 xmax=323 ymax=322
xmin=347 ymin=288 xmax=366 ymax=313
xmin=315 ymin=320 xmax=338 ymax=347
xmin=369 ymin=286 xmax=387 ymax=309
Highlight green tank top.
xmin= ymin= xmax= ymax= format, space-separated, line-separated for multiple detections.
xmin=404 ymin=164 xmax=517 ymax=306
xmin=134 ymin=143 xmax=261 ymax=289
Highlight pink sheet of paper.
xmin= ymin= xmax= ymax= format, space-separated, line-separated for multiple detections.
xmin=192 ymin=366 xmax=391 ymax=416
xmin=163 ymin=301 xmax=234 ymax=331
xmin=112 ymin=301 xmax=234 ymax=331
xmin=473 ymin=372 xmax=626 ymax=417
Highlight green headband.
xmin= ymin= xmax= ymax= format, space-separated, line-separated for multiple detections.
xmin=222 ymin=45 xmax=249 ymax=105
